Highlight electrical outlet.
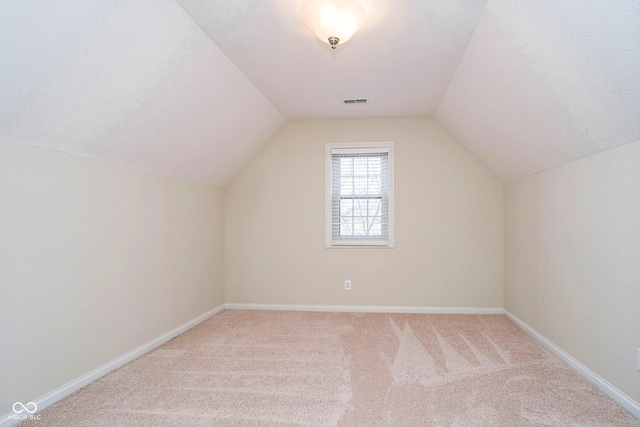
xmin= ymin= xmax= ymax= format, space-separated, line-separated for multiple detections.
xmin=344 ymin=280 xmax=351 ymax=291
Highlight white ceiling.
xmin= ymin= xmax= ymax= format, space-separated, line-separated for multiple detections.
xmin=0 ymin=0 xmax=285 ymax=186
xmin=1 ymin=0 xmax=638 ymax=184
xmin=175 ymin=0 xmax=489 ymax=120
xmin=437 ymin=0 xmax=640 ymax=181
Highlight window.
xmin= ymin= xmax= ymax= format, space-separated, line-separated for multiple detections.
xmin=325 ymin=142 xmax=394 ymax=247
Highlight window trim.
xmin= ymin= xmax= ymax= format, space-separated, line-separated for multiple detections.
xmin=325 ymin=142 xmax=395 ymax=248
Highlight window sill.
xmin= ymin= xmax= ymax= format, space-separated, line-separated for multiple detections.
xmin=326 ymin=240 xmax=394 ymax=248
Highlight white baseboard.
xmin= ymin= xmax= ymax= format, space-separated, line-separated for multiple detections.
xmin=1 ymin=304 xmax=225 ymax=427
xmin=224 ymin=303 xmax=504 ymax=315
xmin=504 ymin=310 xmax=640 ymax=419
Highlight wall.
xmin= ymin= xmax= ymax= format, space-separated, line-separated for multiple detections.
xmin=225 ymin=118 xmax=504 ymax=308
xmin=504 ymin=141 xmax=640 ymax=402
xmin=0 ymin=141 xmax=225 ymax=414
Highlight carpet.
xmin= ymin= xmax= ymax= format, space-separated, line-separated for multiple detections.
xmin=22 ymin=310 xmax=639 ymax=426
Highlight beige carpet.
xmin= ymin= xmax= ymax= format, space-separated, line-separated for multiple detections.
xmin=24 ymin=311 xmax=639 ymax=426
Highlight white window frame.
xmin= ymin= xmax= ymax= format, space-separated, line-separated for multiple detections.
xmin=325 ymin=142 xmax=395 ymax=248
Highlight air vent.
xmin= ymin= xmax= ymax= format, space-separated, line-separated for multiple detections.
xmin=343 ymin=98 xmax=368 ymax=104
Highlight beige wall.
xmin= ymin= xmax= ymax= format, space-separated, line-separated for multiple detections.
xmin=0 ymin=141 xmax=225 ymax=414
xmin=504 ymin=141 xmax=640 ymax=402
xmin=225 ymin=118 xmax=504 ymax=307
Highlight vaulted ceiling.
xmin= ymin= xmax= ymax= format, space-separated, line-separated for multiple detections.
xmin=0 ymin=0 xmax=285 ymax=185
xmin=1 ymin=0 xmax=638 ymax=185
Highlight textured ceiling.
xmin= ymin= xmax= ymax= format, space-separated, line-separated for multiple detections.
xmin=174 ymin=0 xmax=489 ymax=120
xmin=0 ymin=0 xmax=285 ymax=185
xmin=1 ymin=0 xmax=638 ymax=184
xmin=437 ymin=0 xmax=640 ymax=182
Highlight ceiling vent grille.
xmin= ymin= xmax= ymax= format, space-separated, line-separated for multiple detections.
xmin=343 ymin=98 xmax=368 ymax=104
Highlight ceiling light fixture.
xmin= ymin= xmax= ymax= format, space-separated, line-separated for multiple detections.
xmin=301 ymin=1 xmax=366 ymax=50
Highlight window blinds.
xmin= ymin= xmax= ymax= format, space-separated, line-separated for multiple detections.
xmin=330 ymin=148 xmax=389 ymax=243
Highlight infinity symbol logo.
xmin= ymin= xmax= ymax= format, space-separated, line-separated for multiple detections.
xmin=13 ymin=402 xmax=37 ymax=414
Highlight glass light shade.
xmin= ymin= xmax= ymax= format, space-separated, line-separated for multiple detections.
xmin=301 ymin=1 xmax=365 ymax=47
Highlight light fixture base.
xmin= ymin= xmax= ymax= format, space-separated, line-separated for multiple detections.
xmin=328 ymin=36 xmax=340 ymax=49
